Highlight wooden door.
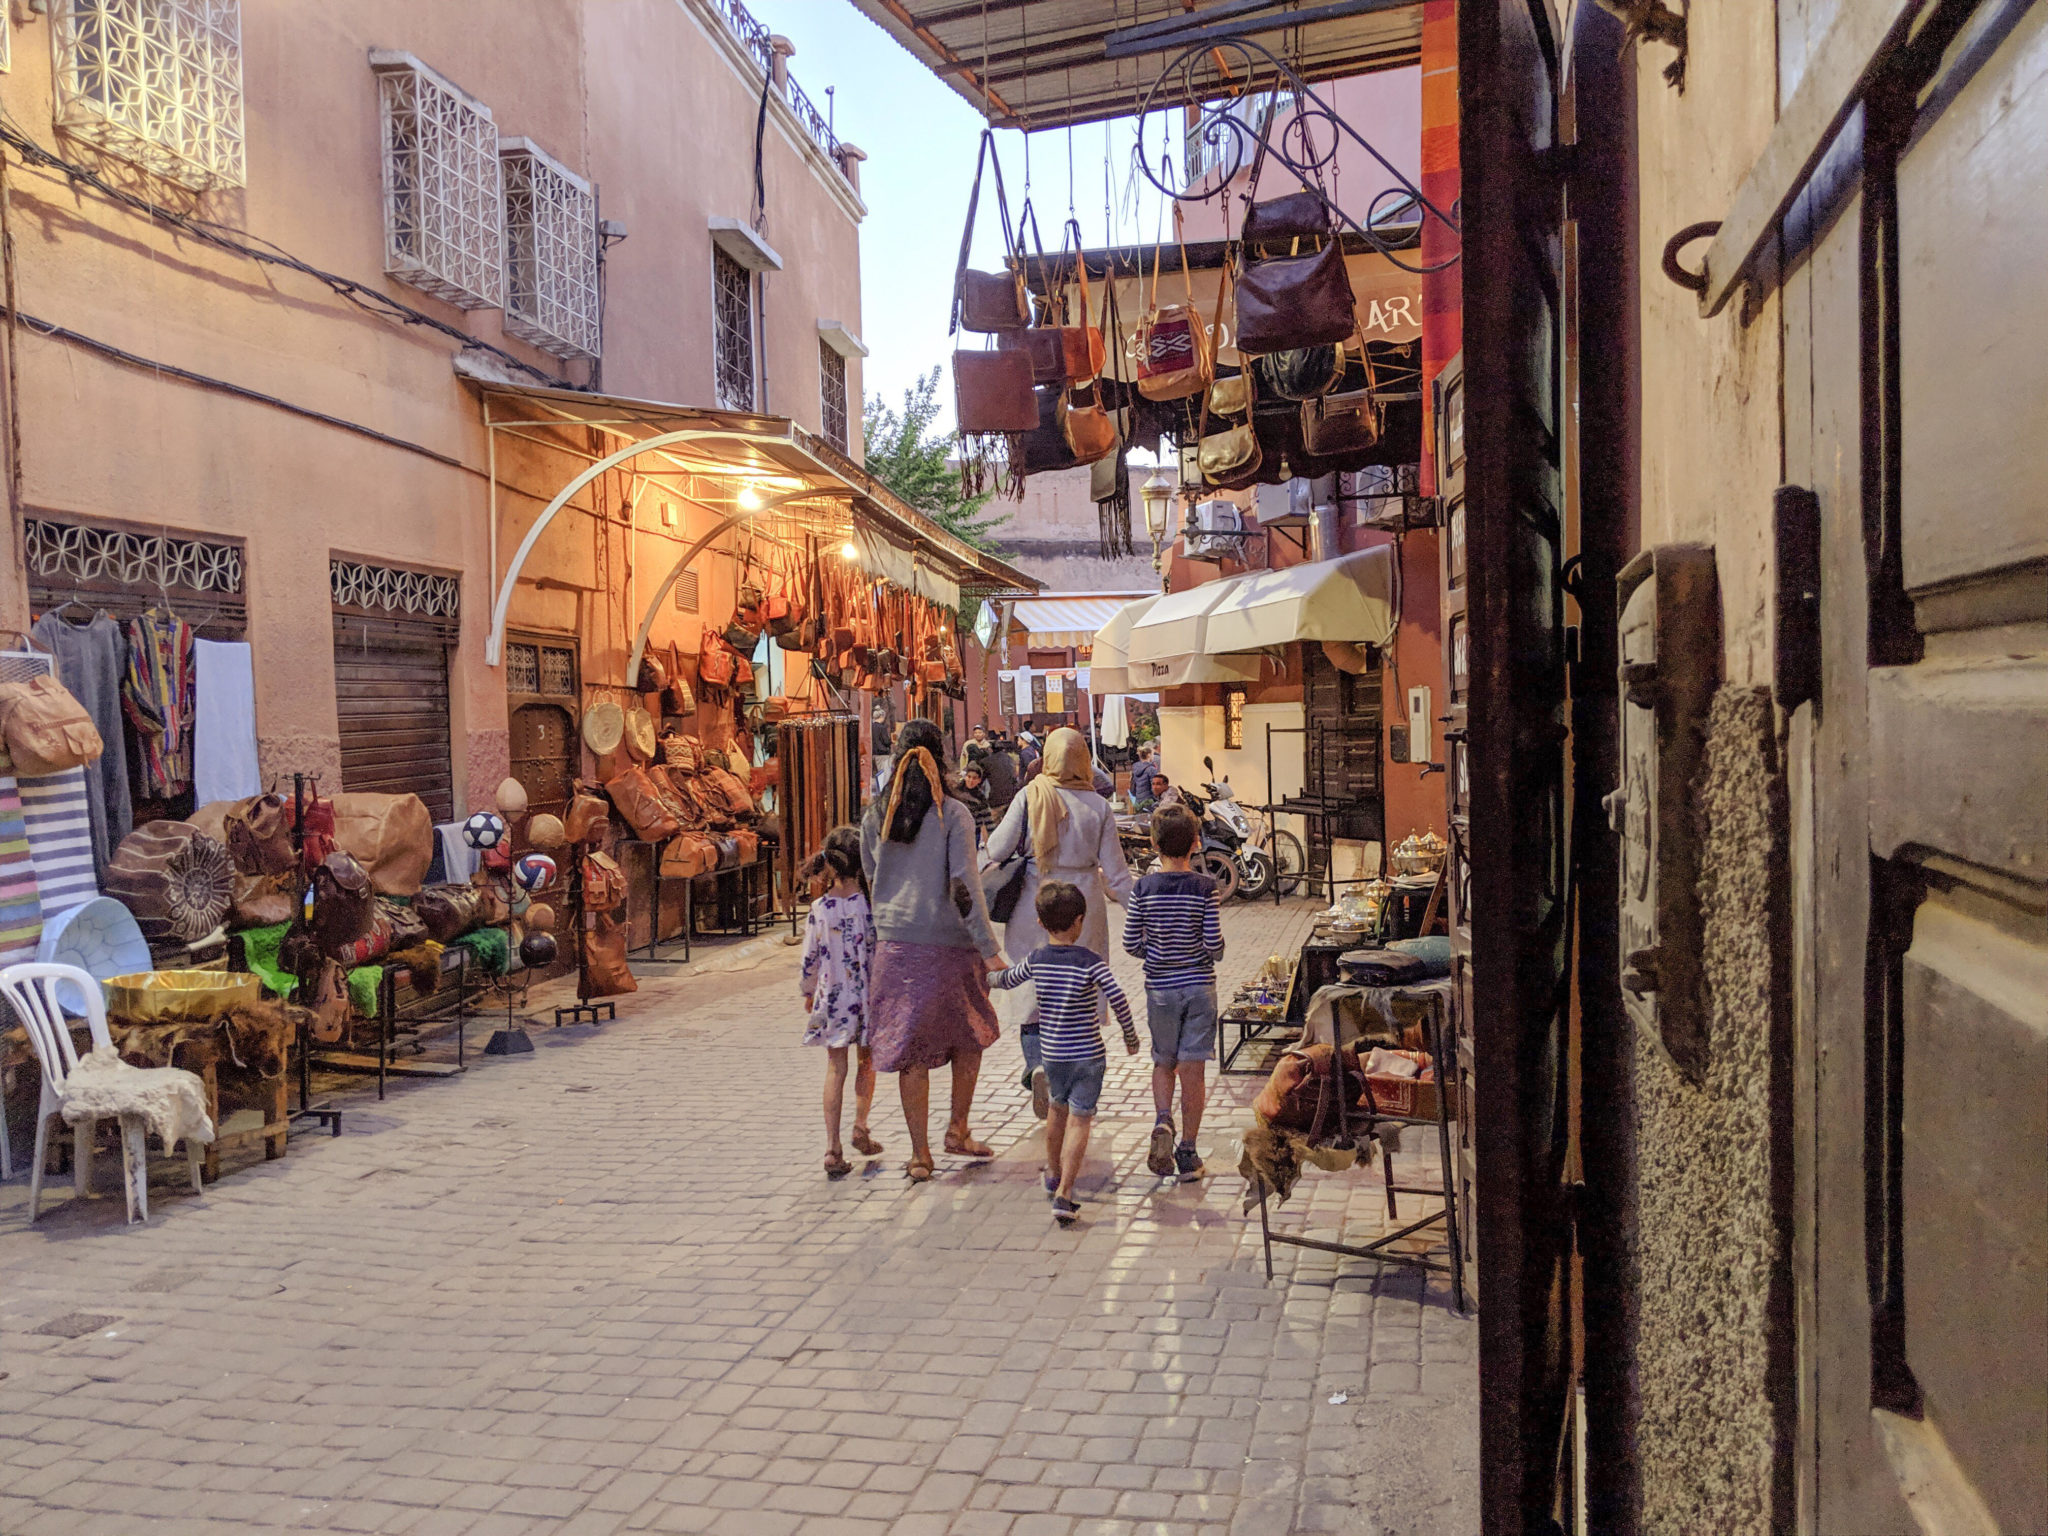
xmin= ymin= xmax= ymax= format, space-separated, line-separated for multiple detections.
xmin=1785 ymin=3 xmax=2047 ymax=1527
xmin=1455 ymin=0 xmax=1576 ymax=1526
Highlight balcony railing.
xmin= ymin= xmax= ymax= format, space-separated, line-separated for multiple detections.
xmin=706 ymin=0 xmax=849 ymax=183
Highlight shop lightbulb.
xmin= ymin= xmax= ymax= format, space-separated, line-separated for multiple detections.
xmin=737 ymin=485 xmax=763 ymax=510
xmin=841 ymin=540 xmax=858 ymax=560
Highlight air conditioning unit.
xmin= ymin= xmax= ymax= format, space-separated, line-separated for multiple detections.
xmin=1186 ymin=499 xmax=1246 ymax=560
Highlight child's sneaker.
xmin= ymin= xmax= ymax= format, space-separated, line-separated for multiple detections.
xmin=1031 ymin=1066 xmax=1049 ymax=1120
xmin=1174 ymin=1144 xmax=1204 ymax=1183
xmin=1052 ymin=1195 xmax=1081 ymax=1226
xmin=1147 ymin=1118 xmax=1176 ymax=1177
xmin=1043 ymin=1169 xmax=1059 ymax=1199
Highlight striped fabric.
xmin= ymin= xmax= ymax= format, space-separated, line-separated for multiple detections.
xmin=1122 ymin=870 xmax=1226 ymax=989
xmin=994 ymin=943 xmax=1135 ymax=1062
xmin=0 ymin=777 xmax=44 ymax=967
xmin=15 ymin=768 xmax=99 ymax=919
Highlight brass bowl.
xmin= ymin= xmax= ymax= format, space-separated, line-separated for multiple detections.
xmin=104 ymin=969 xmax=262 ymax=1023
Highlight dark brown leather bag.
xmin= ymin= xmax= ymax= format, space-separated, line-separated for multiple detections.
xmin=563 ymin=791 xmax=610 ymax=844
xmin=1302 ymin=389 xmax=1382 ymax=456
xmin=960 ymin=268 xmax=1028 ymax=332
xmin=954 ymin=348 xmax=1038 ymax=433
xmin=579 ymin=910 xmax=637 ymax=998
xmin=1243 ymin=190 xmax=1333 ymax=246
xmin=1236 ymin=238 xmax=1356 ymax=355
xmin=1017 ymin=386 xmax=1081 ymax=475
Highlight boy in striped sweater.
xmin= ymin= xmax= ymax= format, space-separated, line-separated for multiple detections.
xmin=1122 ymin=803 xmax=1226 ymax=1182
xmin=992 ymin=881 xmax=1138 ymax=1225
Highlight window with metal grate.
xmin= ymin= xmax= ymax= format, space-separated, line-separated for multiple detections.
xmin=53 ymin=0 xmax=245 ymax=191
xmin=820 ymin=340 xmax=848 ymax=450
xmin=502 ymin=138 xmax=599 ymax=360
xmin=713 ymin=248 xmax=755 ymax=411
xmin=372 ymin=52 xmax=503 ymax=310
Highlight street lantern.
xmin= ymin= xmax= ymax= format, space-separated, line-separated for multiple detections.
xmin=1140 ymin=468 xmax=1177 ymax=587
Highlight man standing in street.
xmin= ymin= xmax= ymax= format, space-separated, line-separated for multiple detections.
xmin=1130 ymin=743 xmax=1160 ymax=808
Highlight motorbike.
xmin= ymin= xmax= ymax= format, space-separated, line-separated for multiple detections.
xmin=1197 ymin=759 xmax=1308 ymax=900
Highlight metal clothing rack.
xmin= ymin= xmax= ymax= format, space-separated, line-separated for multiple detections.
xmin=1252 ymin=989 xmax=1467 ymax=1312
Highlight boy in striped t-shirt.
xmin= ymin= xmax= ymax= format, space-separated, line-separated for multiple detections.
xmin=993 ymin=881 xmax=1137 ymax=1225
xmin=1122 ymin=803 xmax=1225 ymax=1182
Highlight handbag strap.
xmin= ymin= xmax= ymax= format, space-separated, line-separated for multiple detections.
xmin=951 ymin=128 xmax=1021 ymax=336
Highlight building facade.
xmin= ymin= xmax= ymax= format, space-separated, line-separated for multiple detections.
xmin=0 ymin=0 xmax=884 ymax=826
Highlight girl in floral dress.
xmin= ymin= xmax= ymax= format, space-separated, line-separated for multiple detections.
xmin=801 ymin=826 xmax=882 ymax=1178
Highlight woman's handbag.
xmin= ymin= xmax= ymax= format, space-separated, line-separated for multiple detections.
xmin=1134 ymin=239 xmax=1213 ymax=402
xmin=579 ymin=909 xmax=638 ymax=998
xmin=1207 ymin=370 xmax=1254 ymax=418
xmin=1257 ymin=344 xmax=1345 ymax=401
xmin=1058 ymin=380 xmax=1119 ymax=464
xmin=1302 ymin=389 xmax=1382 ymax=456
xmin=563 ymin=790 xmax=610 ymax=845
xmin=1198 ymin=420 xmax=1264 ymax=489
xmin=224 ymin=791 xmax=295 ymax=876
xmin=1236 ymin=237 xmax=1356 ymax=355
xmin=953 ymin=347 xmax=1039 ymax=433
xmin=604 ymin=765 xmax=681 ymax=843
xmin=1243 ymin=189 xmax=1334 ymax=246
xmin=697 ymin=628 xmax=737 ymax=689
xmin=1017 ymin=386 xmax=1082 ymax=475
xmin=665 ymin=643 xmax=695 ymax=715
xmin=0 ymin=674 xmax=102 ymax=776
xmin=981 ymin=811 xmax=1030 ymax=924
xmin=581 ymin=851 xmax=628 ymax=911
xmin=953 ymin=129 xmax=1031 ymax=333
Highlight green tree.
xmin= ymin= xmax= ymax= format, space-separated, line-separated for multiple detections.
xmin=862 ymin=368 xmax=1010 ymax=550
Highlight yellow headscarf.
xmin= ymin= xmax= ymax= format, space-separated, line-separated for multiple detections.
xmin=881 ymin=746 xmax=944 ymax=842
xmin=1024 ymin=726 xmax=1096 ymax=867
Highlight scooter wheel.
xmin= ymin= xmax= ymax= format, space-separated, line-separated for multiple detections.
xmin=1195 ymin=849 xmax=1240 ymax=903
xmin=1235 ymin=849 xmax=1273 ymax=900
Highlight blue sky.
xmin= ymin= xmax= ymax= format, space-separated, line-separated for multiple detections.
xmin=745 ymin=0 xmax=1186 ymax=435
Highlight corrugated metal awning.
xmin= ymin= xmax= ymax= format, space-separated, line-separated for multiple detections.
xmin=849 ymin=0 xmax=1422 ymax=131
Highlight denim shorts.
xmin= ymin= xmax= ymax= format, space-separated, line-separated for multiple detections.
xmin=1042 ymin=1056 xmax=1105 ymax=1117
xmin=1146 ymin=985 xmax=1218 ymax=1065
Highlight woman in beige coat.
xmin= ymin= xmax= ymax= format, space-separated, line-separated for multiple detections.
xmin=984 ymin=727 xmax=1134 ymax=1108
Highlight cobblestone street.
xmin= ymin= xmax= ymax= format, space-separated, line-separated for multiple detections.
xmin=0 ymin=898 xmax=1477 ymax=1536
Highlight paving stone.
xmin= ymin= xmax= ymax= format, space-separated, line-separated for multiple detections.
xmin=0 ymin=899 xmax=1474 ymax=1536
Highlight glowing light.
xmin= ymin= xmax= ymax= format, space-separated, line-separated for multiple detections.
xmin=840 ymin=541 xmax=859 ymax=560
xmin=736 ymin=485 xmax=763 ymax=510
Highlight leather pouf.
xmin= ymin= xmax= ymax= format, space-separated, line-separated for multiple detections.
xmin=104 ymin=821 xmax=235 ymax=944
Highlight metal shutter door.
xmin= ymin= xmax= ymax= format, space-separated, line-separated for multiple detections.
xmin=334 ymin=637 xmax=454 ymax=824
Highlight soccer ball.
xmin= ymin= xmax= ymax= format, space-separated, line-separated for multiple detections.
xmin=512 ymin=852 xmax=557 ymax=892
xmin=462 ymin=810 xmax=507 ymax=850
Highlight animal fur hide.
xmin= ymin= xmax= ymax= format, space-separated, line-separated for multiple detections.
xmin=59 ymin=1045 xmax=216 ymax=1152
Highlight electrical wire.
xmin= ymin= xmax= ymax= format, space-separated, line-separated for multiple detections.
xmin=0 ymin=112 xmax=566 ymax=388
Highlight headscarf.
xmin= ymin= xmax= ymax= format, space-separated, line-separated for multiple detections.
xmin=881 ymin=745 xmax=945 ymax=844
xmin=1023 ymin=726 xmax=1097 ymax=867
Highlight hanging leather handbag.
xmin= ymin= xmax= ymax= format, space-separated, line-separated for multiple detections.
xmin=1058 ymin=379 xmax=1120 ymax=464
xmin=1199 ymin=421 xmax=1264 ymax=489
xmin=1134 ymin=240 xmax=1212 ymax=402
xmin=1207 ymin=370 xmax=1254 ymax=419
xmin=1243 ymin=189 xmax=1334 ymax=246
xmin=722 ymin=608 xmax=761 ymax=652
xmin=1302 ymin=389 xmax=1382 ymax=456
xmin=1017 ymin=385 xmax=1081 ymax=475
xmin=999 ymin=324 xmax=1072 ymax=385
xmin=224 ymin=791 xmax=296 ymax=876
xmin=0 ymin=674 xmax=102 ymax=776
xmin=665 ymin=643 xmax=695 ymax=714
xmin=581 ymin=851 xmax=629 ymax=912
xmin=604 ymin=765 xmax=681 ymax=843
xmin=953 ymin=347 xmax=1038 ymax=433
xmin=635 ymin=650 xmax=669 ymax=692
xmin=579 ymin=909 xmax=638 ymax=999
xmin=1236 ymin=237 xmax=1356 ymax=354
xmin=1257 ymin=343 xmax=1345 ymax=401
xmin=697 ymin=628 xmax=736 ymax=688
xmin=563 ymin=790 xmax=611 ymax=844
xmin=953 ymin=129 xmax=1031 ymax=333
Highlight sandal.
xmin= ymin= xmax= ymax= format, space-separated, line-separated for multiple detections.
xmin=943 ymin=1133 xmax=994 ymax=1159
xmin=905 ymin=1154 xmax=934 ymax=1183
xmin=851 ymin=1127 xmax=883 ymax=1157
xmin=823 ymin=1151 xmax=851 ymax=1179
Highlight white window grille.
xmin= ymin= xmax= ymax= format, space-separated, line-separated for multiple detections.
xmin=501 ymin=138 xmax=599 ymax=360
xmin=820 ymin=341 xmax=848 ymax=451
xmin=372 ymin=52 xmax=503 ymax=310
xmin=330 ymin=558 xmax=460 ymax=620
xmin=713 ymin=248 xmax=756 ymax=411
xmin=26 ymin=517 xmax=242 ymax=592
xmin=52 ymin=0 xmax=246 ymax=191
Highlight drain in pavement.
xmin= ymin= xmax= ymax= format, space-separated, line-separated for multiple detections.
xmin=34 ymin=1313 xmax=122 ymax=1339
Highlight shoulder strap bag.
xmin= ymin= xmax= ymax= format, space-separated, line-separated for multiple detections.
xmin=953 ymin=129 xmax=1029 ymax=334
xmin=1134 ymin=234 xmax=1214 ymax=402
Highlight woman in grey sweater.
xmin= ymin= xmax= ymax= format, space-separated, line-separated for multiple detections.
xmin=861 ymin=718 xmax=1007 ymax=1181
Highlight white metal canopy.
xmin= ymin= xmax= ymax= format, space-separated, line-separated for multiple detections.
xmin=1127 ymin=578 xmax=1244 ymax=661
xmin=1087 ymin=594 xmax=1161 ymax=693
xmin=1203 ymin=547 xmax=1396 ymax=653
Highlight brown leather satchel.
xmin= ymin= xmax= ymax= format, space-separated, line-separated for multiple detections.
xmin=1236 ymin=237 xmax=1356 ymax=355
xmin=1134 ymin=240 xmax=1213 ymax=402
xmin=1198 ymin=421 xmax=1263 ymax=490
xmin=1058 ymin=381 xmax=1119 ymax=464
xmin=563 ymin=791 xmax=610 ymax=845
xmin=0 ymin=674 xmax=102 ymax=776
xmin=959 ymin=267 xmax=1029 ymax=332
xmin=604 ymin=765 xmax=681 ymax=843
xmin=1243 ymin=190 xmax=1333 ymax=246
xmin=224 ymin=792 xmax=295 ymax=876
xmin=581 ymin=851 xmax=628 ymax=911
xmin=579 ymin=910 xmax=637 ymax=999
xmin=954 ymin=348 xmax=1038 ymax=433
xmin=665 ymin=643 xmax=695 ymax=715
xmin=1302 ymin=389 xmax=1382 ymax=456
xmin=416 ymin=883 xmax=491 ymax=943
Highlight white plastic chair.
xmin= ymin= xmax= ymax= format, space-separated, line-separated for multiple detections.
xmin=0 ymin=962 xmax=204 ymax=1223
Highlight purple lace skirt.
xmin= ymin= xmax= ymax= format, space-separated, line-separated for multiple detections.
xmin=867 ymin=940 xmax=1000 ymax=1072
